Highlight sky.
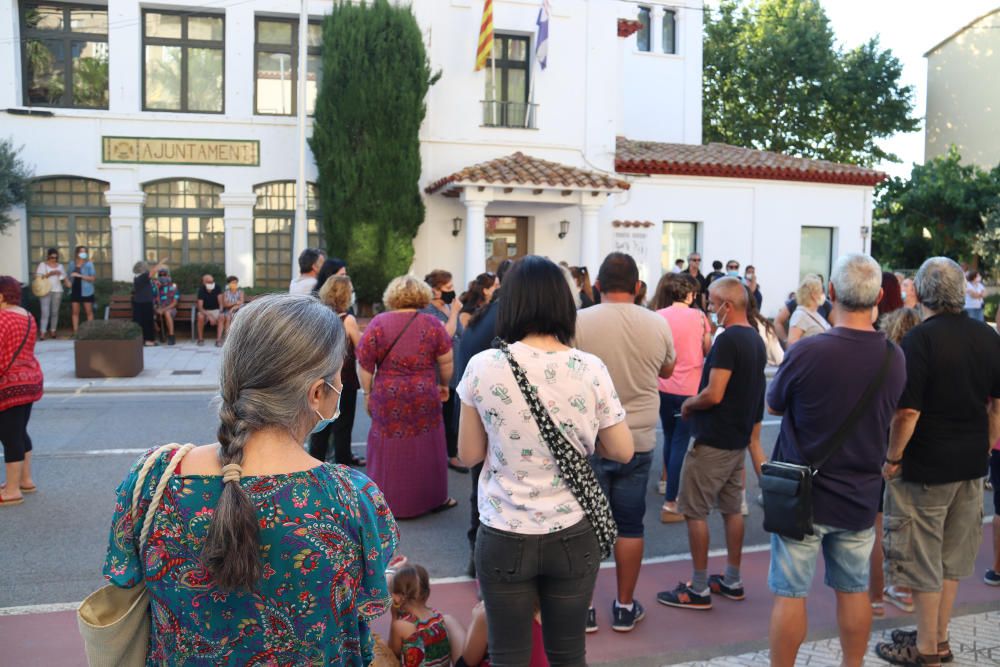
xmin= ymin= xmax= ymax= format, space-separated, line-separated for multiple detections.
xmin=706 ymin=0 xmax=998 ymax=178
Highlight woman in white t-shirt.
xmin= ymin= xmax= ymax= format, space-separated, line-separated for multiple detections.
xmin=786 ymin=274 xmax=830 ymax=346
xmin=964 ymin=269 xmax=986 ymax=321
xmin=458 ymin=256 xmax=633 ymax=665
xmin=35 ymin=247 xmax=67 ymax=339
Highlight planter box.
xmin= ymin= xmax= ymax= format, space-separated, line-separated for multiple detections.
xmin=74 ymin=339 xmax=144 ymax=378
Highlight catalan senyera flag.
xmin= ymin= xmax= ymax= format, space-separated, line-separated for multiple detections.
xmin=475 ymin=0 xmax=494 ymax=71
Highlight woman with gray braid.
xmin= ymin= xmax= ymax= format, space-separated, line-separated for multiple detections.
xmin=102 ymin=294 xmax=400 ymax=664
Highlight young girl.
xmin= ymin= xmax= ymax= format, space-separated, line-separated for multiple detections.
xmin=389 ymin=564 xmax=464 ymax=666
xmin=459 ymin=600 xmax=548 ymax=667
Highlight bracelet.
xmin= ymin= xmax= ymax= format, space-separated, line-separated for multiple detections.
xmin=885 ymin=457 xmax=903 ymax=465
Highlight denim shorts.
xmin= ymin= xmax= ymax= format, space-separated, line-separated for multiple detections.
xmin=591 ymin=451 xmax=653 ymax=538
xmin=768 ymin=523 xmax=875 ymax=598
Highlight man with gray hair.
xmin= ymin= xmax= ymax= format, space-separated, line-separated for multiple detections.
xmin=876 ymin=257 xmax=1000 ymax=667
xmin=766 ymin=254 xmax=906 ymax=667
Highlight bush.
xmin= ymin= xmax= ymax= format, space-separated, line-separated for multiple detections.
xmin=168 ymin=263 xmax=225 ymax=294
xmin=985 ymin=293 xmax=1000 ymax=322
xmin=76 ymin=319 xmax=141 ymax=340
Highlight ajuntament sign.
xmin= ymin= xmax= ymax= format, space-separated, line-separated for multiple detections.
xmin=102 ymin=136 xmax=260 ymax=166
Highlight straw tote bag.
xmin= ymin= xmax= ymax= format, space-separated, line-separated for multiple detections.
xmin=77 ymin=443 xmax=194 ymax=667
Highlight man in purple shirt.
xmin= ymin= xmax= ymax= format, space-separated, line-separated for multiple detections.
xmin=766 ymin=253 xmax=906 ymax=667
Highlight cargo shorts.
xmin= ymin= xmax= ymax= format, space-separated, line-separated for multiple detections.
xmin=676 ymin=443 xmax=745 ymax=520
xmin=883 ymin=477 xmax=984 ymax=592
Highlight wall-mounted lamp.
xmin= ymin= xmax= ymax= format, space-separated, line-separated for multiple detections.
xmin=860 ymin=225 xmax=870 ymax=254
xmin=558 ymin=219 xmax=570 ymax=239
xmin=452 ymin=217 xmax=463 ymax=237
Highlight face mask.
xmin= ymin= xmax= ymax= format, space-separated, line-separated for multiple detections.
xmin=900 ymin=291 xmax=907 ymax=301
xmin=727 ymin=270 xmax=739 ymax=277
xmin=206 ymin=283 xmax=216 ymax=291
xmin=711 ymin=303 xmax=728 ymax=327
xmin=159 ymin=277 xmax=170 ymax=285
xmin=78 ymin=252 xmax=88 ymax=260
xmin=441 ymin=290 xmax=456 ymax=304
xmin=745 ymin=273 xmax=754 ymax=280
xmin=709 ymin=312 xmax=719 ymax=326
xmin=349 ymin=289 xmax=357 ymax=309
xmin=311 ymin=381 xmax=342 ymax=433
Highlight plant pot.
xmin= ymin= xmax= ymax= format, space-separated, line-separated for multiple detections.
xmin=74 ymin=339 xmax=144 ymax=378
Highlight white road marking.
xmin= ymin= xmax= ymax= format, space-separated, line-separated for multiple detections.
xmin=0 ymin=602 xmax=80 ymax=616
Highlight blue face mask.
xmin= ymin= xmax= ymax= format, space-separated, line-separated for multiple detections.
xmin=727 ymin=270 xmax=739 ymax=277
xmin=310 ymin=381 xmax=342 ymax=434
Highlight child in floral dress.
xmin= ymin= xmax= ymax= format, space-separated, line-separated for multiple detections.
xmin=389 ymin=563 xmax=464 ymax=666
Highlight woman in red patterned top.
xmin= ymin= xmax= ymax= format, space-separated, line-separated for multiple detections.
xmin=0 ymin=276 xmax=43 ymax=507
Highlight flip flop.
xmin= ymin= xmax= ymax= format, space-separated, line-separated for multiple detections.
xmin=1 ymin=484 xmax=35 ymax=494
xmin=0 ymin=494 xmax=25 ymax=507
xmin=431 ymin=497 xmax=458 ymax=513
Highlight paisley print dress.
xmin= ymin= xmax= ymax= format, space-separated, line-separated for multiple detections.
xmin=103 ymin=448 xmax=399 ymax=665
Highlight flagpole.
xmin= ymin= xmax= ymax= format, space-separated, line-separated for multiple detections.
xmin=524 ymin=58 xmax=536 ymax=128
xmin=491 ymin=45 xmax=498 ymax=126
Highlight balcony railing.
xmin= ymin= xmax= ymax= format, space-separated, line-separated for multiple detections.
xmin=481 ymin=100 xmax=539 ymax=129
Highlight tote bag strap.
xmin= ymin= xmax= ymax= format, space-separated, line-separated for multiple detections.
xmin=129 ymin=443 xmax=195 ymax=551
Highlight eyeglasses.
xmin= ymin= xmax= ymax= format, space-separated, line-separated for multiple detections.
xmin=726 ymin=265 xmax=738 ymax=270
xmin=689 ymin=258 xmax=701 ymax=262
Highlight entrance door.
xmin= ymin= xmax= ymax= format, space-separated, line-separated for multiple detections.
xmin=485 ymin=216 xmax=528 ymax=271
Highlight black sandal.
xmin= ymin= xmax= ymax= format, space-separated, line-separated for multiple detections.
xmin=349 ymin=455 xmax=366 ymax=467
xmin=431 ymin=497 xmax=458 ymax=513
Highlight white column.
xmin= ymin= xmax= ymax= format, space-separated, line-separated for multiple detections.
xmin=104 ymin=190 xmax=145 ymax=281
xmin=650 ymin=6 xmax=664 ymax=55
xmin=220 ymin=193 xmax=257 ymax=286
xmin=579 ymin=202 xmax=603 ymax=274
xmin=460 ymin=189 xmax=493 ymax=287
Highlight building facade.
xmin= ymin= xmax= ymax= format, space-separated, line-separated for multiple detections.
xmin=0 ymin=0 xmax=881 ymax=314
xmin=924 ymin=7 xmax=1000 ymax=169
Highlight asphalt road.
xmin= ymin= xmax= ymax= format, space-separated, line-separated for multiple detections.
xmin=2 ymin=392 xmax=785 ymax=608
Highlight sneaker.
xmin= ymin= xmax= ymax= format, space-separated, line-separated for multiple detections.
xmin=167 ymin=335 xmax=176 ymax=346
xmin=985 ymin=569 xmax=1000 ymax=586
xmin=755 ymin=492 xmax=765 ymax=508
xmin=740 ymin=500 xmax=750 ymax=515
xmin=611 ymin=600 xmax=645 ymax=632
xmin=708 ymin=574 xmax=745 ymax=601
xmin=656 ymin=582 xmax=712 ymax=610
xmin=197 ymin=339 xmax=204 ymax=346
xmin=586 ymin=607 xmax=598 ymax=633
xmin=657 ymin=480 xmax=666 ymax=495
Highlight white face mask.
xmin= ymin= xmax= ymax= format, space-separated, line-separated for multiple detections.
xmin=349 ymin=289 xmax=357 ymax=309
xmin=206 ymin=283 xmax=216 ymax=291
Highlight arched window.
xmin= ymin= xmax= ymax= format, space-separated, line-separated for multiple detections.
xmin=252 ymin=181 xmax=323 ymax=289
xmin=27 ymin=177 xmax=112 ymax=278
xmin=143 ymin=179 xmax=224 ymax=266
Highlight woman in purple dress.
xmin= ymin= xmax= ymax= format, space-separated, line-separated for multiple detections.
xmin=357 ymin=275 xmax=457 ymax=518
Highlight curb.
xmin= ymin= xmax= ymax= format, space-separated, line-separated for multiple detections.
xmin=43 ymin=383 xmax=218 ymax=395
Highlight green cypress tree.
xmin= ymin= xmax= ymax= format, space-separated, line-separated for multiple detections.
xmin=310 ymin=0 xmax=437 ymax=305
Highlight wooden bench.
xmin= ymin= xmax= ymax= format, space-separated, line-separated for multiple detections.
xmin=105 ymin=293 xmax=198 ymax=338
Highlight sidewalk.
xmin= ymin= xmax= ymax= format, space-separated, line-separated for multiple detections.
xmin=1 ymin=526 xmax=995 ymax=666
xmin=36 ymin=339 xmax=221 ymax=393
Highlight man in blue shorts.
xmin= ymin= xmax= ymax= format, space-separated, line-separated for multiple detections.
xmin=766 ymin=254 xmax=905 ymax=667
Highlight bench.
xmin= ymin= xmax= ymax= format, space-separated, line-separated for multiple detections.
xmin=105 ymin=293 xmax=198 ymax=338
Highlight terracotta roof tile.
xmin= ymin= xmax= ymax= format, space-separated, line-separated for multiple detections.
xmin=615 ymin=137 xmax=886 ymax=186
xmin=425 ymin=152 xmax=631 ymax=195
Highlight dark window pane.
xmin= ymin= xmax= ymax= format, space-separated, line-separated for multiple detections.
xmin=187 ymin=48 xmax=224 ymax=112
xmin=663 ymin=10 xmax=676 ymax=54
xmin=72 ymin=41 xmax=109 ymax=108
xmin=258 ymin=20 xmax=292 ymax=45
xmin=145 ymin=44 xmax=182 ymax=109
xmin=189 ymin=16 xmax=223 ymax=41
xmin=306 ymin=54 xmax=321 ymax=115
xmin=637 ymin=7 xmax=651 ymax=52
xmin=25 ymin=39 xmax=65 ymax=105
xmin=256 ymin=51 xmax=293 ymax=115
xmin=26 ymin=5 xmax=63 ymax=31
xmin=70 ymin=8 xmax=107 ymax=34
xmin=145 ymin=12 xmax=182 ymax=39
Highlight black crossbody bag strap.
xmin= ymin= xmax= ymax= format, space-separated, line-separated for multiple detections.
xmin=377 ymin=312 xmax=419 ymax=368
xmin=781 ymin=339 xmax=894 ymax=471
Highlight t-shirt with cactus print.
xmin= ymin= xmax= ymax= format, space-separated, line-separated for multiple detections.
xmin=458 ymin=341 xmax=626 ymax=534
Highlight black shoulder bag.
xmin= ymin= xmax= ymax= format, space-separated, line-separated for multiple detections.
xmin=496 ymin=339 xmax=618 ymax=558
xmin=761 ymin=340 xmax=893 ymax=541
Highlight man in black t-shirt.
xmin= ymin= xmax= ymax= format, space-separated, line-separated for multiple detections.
xmin=876 ymin=257 xmax=1000 ymax=667
xmin=657 ymin=278 xmax=766 ymax=611
xmin=685 ymin=252 xmax=709 ymax=310
xmin=196 ymin=274 xmax=225 ymax=347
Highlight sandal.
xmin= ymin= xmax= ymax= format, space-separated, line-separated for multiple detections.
xmin=871 ymin=601 xmax=885 ymax=617
xmin=346 ymin=455 xmax=366 ymax=467
xmin=884 ymin=585 xmax=915 ymax=613
xmin=890 ymin=631 xmax=954 ymax=663
xmin=0 ymin=494 xmax=25 ymax=507
xmin=875 ymin=639 xmax=941 ymax=666
xmin=1 ymin=483 xmax=35 ymax=494
xmin=431 ymin=497 xmax=458 ymax=513
xmin=660 ymin=503 xmax=685 ymax=523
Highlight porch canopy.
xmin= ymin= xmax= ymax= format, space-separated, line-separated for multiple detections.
xmin=425 ymin=152 xmax=630 ymax=284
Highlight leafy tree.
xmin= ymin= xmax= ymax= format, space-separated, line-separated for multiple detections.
xmin=0 ymin=138 xmax=32 ymax=234
xmin=972 ymin=206 xmax=1000 ymax=281
xmin=703 ymin=0 xmax=918 ymax=166
xmin=310 ymin=0 xmax=437 ymax=305
xmin=872 ymin=147 xmax=1000 ymax=269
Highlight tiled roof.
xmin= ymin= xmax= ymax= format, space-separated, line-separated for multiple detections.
xmin=425 ymin=152 xmax=631 ymax=195
xmin=615 ymin=137 xmax=887 ymax=186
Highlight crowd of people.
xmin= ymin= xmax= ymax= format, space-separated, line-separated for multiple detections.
xmin=2 ymin=242 xmax=999 ymax=667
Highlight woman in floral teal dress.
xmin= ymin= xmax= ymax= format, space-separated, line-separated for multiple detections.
xmin=102 ymin=295 xmax=399 ymax=665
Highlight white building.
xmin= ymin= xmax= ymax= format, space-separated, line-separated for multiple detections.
xmin=0 ymin=0 xmax=882 ymax=314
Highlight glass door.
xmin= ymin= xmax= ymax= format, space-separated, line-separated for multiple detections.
xmin=485 ymin=216 xmax=528 ymax=271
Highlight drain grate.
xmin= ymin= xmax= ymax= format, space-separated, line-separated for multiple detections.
xmin=171 ymin=370 xmax=203 ymax=376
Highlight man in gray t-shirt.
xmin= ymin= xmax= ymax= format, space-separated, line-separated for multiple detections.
xmin=576 ymin=252 xmax=675 ymax=633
